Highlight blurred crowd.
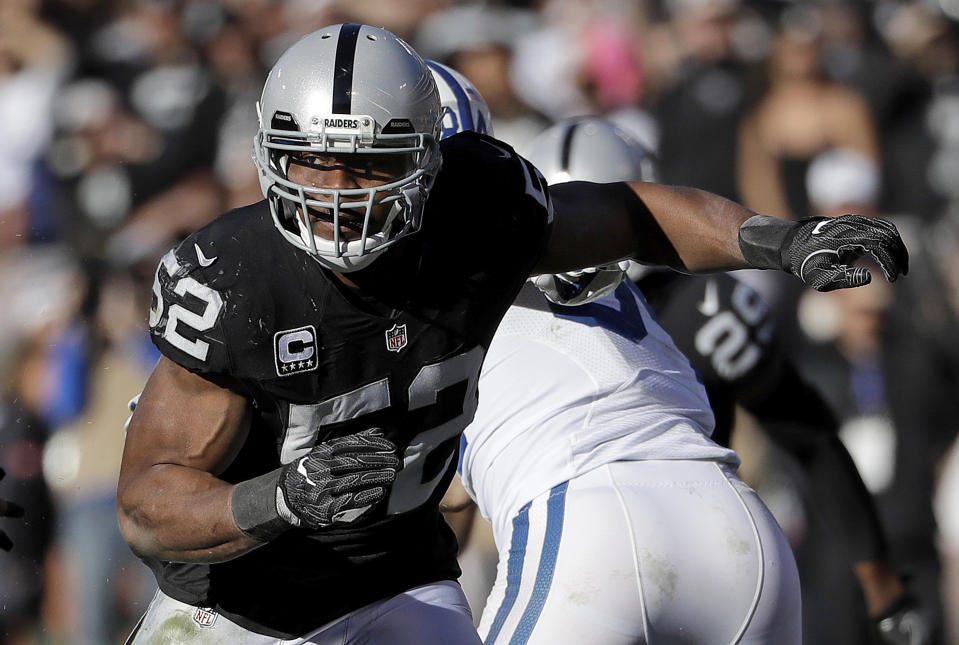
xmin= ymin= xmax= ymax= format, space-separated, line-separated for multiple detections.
xmin=0 ymin=0 xmax=958 ymax=643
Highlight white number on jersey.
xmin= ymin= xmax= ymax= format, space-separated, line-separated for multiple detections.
xmin=149 ymin=250 xmax=224 ymax=362
xmin=389 ymin=347 xmax=483 ymax=514
xmin=694 ymin=280 xmax=767 ymax=380
xmin=281 ymin=346 xmax=484 ymax=515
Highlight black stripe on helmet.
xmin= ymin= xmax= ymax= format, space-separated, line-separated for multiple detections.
xmin=332 ymin=23 xmax=362 ymax=114
xmin=560 ymin=120 xmax=581 ymax=173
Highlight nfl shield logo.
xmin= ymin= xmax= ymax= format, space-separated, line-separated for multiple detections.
xmin=193 ymin=607 xmax=218 ymax=627
xmin=385 ymin=323 xmax=408 ymax=352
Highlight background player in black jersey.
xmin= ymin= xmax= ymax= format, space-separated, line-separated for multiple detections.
xmin=116 ymin=24 xmax=908 ymax=643
xmin=525 ymin=116 xmax=929 ymax=645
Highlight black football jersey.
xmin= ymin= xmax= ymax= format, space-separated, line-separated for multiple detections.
xmin=145 ymin=132 xmax=552 ymax=637
xmin=636 ymin=271 xmax=780 ymax=446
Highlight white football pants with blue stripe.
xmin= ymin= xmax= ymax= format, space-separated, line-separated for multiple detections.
xmin=478 ymin=460 xmax=801 ymax=645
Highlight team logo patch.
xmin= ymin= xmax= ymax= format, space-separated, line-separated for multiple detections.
xmin=274 ymin=325 xmax=318 ymax=377
xmin=193 ymin=607 xmax=218 ymax=627
xmin=385 ymin=323 xmax=408 ymax=352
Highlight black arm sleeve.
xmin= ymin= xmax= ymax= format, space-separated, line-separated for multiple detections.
xmin=743 ymin=361 xmax=888 ymax=563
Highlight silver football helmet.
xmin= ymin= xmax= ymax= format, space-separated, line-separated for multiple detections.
xmin=525 ymin=116 xmax=659 ymax=186
xmin=426 ymin=60 xmax=494 ymax=138
xmin=526 ymin=117 xmax=660 ymax=305
xmin=253 ymin=24 xmax=443 ymax=272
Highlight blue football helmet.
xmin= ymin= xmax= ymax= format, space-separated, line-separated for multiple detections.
xmin=426 ymin=60 xmax=493 ymax=139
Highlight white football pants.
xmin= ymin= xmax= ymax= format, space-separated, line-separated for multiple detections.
xmin=478 ymin=460 xmax=801 ymax=645
xmin=126 ymin=580 xmax=480 ymax=644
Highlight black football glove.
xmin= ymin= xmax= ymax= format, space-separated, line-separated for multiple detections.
xmin=276 ymin=428 xmax=399 ymax=529
xmin=874 ymin=590 xmax=932 ymax=645
xmin=0 ymin=468 xmax=25 ymax=552
xmin=782 ymin=215 xmax=909 ymax=292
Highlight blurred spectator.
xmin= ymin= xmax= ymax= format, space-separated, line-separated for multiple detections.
xmin=795 ymin=275 xmax=958 ymax=645
xmin=800 ymin=149 xmax=959 ymax=351
xmin=579 ymin=18 xmax=644 ymax=113
xmin=0 ymin=244 xmax=77 ymax=645
xmin=515 ymin=0 xmax=660 ymax=150
xmin=0 ymin=335 xmax=56 ymax=645
xmin=254 ymin=0 xmax=350 ymax=66
xmin=333 ymin=0 xmax=447 ymax=41
xmin=877 ymin=2 xmax=959 ymax=224
xmin=934 ymin=440 xmax=959 ymax=644
xmin=737 ymin=99 xmax=958 ymax=644
xmin=43 ymin=265 xmax=158 ymax=645
xmin=38 ymin=0 xmax=113 ymax=78
xmin=651 ymin=0 xmax=757 ymax=201
xmin=472 ymin=1 xmax=582 ymax=119
xmin=417 ymin=4 xmax=549 ymax=154
xmin=0 ymin=0 xmax=69 ymax=248
xmin=732 ymin=8 xmax=883 ymax=364
xmin=44 ymin=0 xmax=228 ymax=259
xmin=738 ymin=4 xmax=879 ymax=221
xmin=503 ymin=0 xmax=661 ymax=152
xmin=805 ymin=147 xmax=880 ymax=219
xmin=921 ymin=214 xmax=959 ymax=370
xmin=60 ymin=271 xmax=158 ymax=645
xmin=202 ymin=15 xmax=268 ymax=210
xmin=509 ymin=1 xmax=635 ymax=113
xmin=815 ymin=1 xmax=902 ymax=126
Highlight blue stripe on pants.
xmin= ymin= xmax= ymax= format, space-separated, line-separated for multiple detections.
xmin=484 ymin=500 xmax=532 ymax=645
xmin=507 ymin=482 xmax=569 ymax=645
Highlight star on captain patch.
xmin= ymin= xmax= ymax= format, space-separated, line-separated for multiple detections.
xmin=385 ymin=323 xmax=408 ymax=352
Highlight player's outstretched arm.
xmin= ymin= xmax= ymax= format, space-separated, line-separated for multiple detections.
xmin=117 ymin=356 xmax=259 ymax=563
xmin=118 ymin=357 xmax=401 ymax=563
xmin=541 ymin=181 xmax=908 ymax=291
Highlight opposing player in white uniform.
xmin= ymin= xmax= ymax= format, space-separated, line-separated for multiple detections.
xmin=442 ymin=112 xmax=803 ymax=643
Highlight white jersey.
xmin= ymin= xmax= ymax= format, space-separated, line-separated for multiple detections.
xmin=460 ymin=280 xmax=739 ymax=535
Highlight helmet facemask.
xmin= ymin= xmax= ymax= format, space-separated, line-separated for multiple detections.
xmin=251 ymin=24 xmax=444 ymax=273
xmin=255 ymin=113 xmax=441 ymax=272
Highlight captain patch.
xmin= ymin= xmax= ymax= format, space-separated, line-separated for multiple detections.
xmin=274 ymin=326 xmax=318 ymax=376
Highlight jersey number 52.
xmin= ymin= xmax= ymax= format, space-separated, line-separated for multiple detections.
xmin=281 ymin=347 xmax=484 ymax=516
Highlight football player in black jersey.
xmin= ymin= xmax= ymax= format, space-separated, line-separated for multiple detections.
xmin=116 ymin=24 xmax=909 ymax=643
xmin=525 ymin=116 xmax=928 ymax=645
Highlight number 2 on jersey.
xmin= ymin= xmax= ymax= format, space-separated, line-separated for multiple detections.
xmin=694 ymin=280 xmax=768 ymax=380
